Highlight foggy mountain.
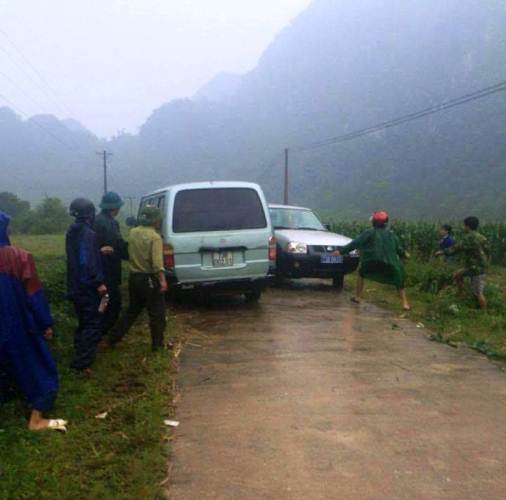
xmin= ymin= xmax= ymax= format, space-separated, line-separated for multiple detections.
xmin=193 ymin=72 xmax=242 ymax=102
xmin=1 ymin=0 xmax=506 ymax=218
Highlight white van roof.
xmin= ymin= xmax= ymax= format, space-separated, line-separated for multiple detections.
xmin=143 ymin=181 xmax=262 ymax=198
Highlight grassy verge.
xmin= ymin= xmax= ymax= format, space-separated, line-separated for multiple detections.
xmin=1 ymin=235 xmax=180 ymax=498
xmin=345 ymin=258 xmax=506 ymax=360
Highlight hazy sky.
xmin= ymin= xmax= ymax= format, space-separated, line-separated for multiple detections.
xmin=0 ymin=0 xmax=311 ymax=138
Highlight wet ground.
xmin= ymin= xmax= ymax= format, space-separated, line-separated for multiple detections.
xmin=169 ymin=281 xmax=506 ymax=500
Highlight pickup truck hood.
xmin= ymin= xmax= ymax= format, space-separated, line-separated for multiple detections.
xmin=275 ymin=229 xmax=352 ymax=248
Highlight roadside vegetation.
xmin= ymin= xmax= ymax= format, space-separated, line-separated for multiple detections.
xmin=329 ymin=220 xmax=506 ymax=359
xmin=0 ymin=235 xmax=179 ymax=499
xmin=0 ymin=192 xmax=70 ymax=234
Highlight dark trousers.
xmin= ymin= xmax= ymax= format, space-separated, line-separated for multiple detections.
xmin=71 ymin=293 xmax=102 ymax=370
xmin=100 ymin=285 xmax=122 ymax=338
xmin=109 ymin=274 xmax=166 ymax=351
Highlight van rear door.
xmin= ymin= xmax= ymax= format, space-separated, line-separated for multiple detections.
xmin=170 ymin=187 xmax=271 ymax=284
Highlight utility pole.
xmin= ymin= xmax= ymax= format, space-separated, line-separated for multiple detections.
xmin=97 ymin=150 xmax=113 ymax=194
xmin=283 ymin=147 xmax=289 ymax=205
xmin=125 ymin=196 xmax=136 ymax=217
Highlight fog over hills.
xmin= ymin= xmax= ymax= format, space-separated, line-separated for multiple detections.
xmin=1 ymin=0 xmax=506 ymax=218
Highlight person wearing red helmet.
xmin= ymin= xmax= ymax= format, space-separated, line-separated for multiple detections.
xmin=338 ymin=211 xmax=411 ymax=311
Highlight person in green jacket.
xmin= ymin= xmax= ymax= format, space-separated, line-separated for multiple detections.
xmin=338 ymin=211 xmax=411 ymax=311
xmin=435 ymin=216 xmax=489 ymax=309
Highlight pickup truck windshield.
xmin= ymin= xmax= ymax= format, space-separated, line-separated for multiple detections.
xmin=173 ymin=188 xmax=267 ymax=233
xmin=270 ymin=208 xmax=325 ymax=231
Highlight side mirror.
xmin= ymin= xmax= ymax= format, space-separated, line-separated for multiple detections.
xmin=125 ymin=216 xmax=137 ymax=227
xmin=324 ymin=224 xmax=331 ymax=231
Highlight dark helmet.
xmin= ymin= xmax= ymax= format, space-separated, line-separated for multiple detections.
xmin=69 ymin=198 xmax=96 ymax=220
xmin=100 ymin=191 xmax=124 ymax=210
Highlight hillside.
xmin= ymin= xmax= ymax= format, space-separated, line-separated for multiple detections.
xmin=1 ymin=0 xmax=506 ymax=217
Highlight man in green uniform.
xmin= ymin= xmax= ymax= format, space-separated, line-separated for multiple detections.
xmin=338 ymin=211 xmax=411 ymax=311
xmin=93 ymin=192 xmax=129 ymax=337
xmin=436 ymin=216 xmax=489 ymax=309
xmin=109 ymin=206 xmax=168 ymax=351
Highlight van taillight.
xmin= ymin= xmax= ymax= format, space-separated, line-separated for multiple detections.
xmin=163 ymin=243 xmax=174 ymax=269
xmin=269 ymin=236 xmax=276 ymax=261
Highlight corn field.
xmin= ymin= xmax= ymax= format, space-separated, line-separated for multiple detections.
xmin=327 ymin=219 xmax=506 ymax=265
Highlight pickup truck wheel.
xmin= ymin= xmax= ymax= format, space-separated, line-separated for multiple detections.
xmin=332 ymin=274 xmax=344 ymax=291
xmin=245 ymin=289 xmax=262 ymax=303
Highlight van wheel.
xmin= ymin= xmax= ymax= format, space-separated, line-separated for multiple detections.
xmin=332 ymin=274 xmax=344 ymax=291
xmin=245 ymin=289 xmax=262 ymax=303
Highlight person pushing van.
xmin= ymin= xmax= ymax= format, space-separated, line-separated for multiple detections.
xmin=109 ymin=206 xmax=168 ymax=351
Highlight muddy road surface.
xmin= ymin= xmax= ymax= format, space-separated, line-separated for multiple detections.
xmin=169 ymin=282 xmax=506 ymax=500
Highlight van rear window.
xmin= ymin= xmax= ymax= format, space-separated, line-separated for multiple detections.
xmin=173 ymin=188 xmax=267 ymax=233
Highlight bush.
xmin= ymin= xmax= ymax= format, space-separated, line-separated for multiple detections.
xmin=1 ymin=193 xmax=71 ymax=234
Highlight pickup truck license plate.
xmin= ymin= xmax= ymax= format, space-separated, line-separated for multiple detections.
xmin=321 ymin=254 xmax=343 ymax=264
xmin=212 ymin=251 xmax=234 ymax=267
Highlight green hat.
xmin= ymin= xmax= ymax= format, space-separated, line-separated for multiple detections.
xmin=100 ymin=191 xmax=124 ymax=210
xmin=139 ymin=206 xmax=162 ymax=226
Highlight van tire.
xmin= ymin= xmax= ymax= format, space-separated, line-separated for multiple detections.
xmin=245 ymin=289 xmax=262 ymax=303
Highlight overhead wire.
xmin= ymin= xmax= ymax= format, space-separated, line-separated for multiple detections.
xmin=294 ymin=79 xmax=506 ymax=153
xmin=0 ymin=28 xmax=93 ymax=160
xmin=0 ymin=27 xmax=78 ymax=119
xmin=0 ymin=36 xmax=76 ymax=122
xmin=0 ymin=92 xmax=91 ymax=160
xmin=0 ymin=68 xmax=52 ymax=115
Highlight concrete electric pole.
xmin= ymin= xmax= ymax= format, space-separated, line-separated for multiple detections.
xmin=283 ymin=147 xmax=289 ymax=205
xmin=97 ymin=150 xmax=113 ymax=194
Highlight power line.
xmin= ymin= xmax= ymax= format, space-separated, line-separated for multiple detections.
xmin=295 ymin=79 xmax=506 ymax=153
xmin=0 ymin=29 xmax=78 ymax=119
xmin=0 ymin=68 xmax=52 ymax=114
xmin=0 ymin=92 xmax=88 ymax=158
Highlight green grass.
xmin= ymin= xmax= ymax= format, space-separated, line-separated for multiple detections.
xmin=345 ymin=259 xmax=506 ymax=360
xmin=1 ymin=235 xmax=180 ymax=499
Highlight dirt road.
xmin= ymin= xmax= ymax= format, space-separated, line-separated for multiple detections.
xmin=169 ymin=282 xmax=506 ymax=500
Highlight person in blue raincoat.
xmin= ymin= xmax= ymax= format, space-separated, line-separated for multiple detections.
xmin=66 ymin=198 xmax=107 ymax=375
xmin=0 ymin=211 xmax=66 ymax=431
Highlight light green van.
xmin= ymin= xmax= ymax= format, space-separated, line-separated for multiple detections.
xmin=139 ymin=181 xmax=276 ymax=301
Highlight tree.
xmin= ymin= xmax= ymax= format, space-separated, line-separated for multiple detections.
xmin=0 ymin=192 xmax=30 ymax=217
xmin=28 ymin=197 xmax=70 ymax=234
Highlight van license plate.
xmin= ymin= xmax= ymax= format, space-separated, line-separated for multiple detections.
xmin=321 ymin=254 xmax=343 ymax=264
xmin=212 ymin=251 xmax=234 ymax=267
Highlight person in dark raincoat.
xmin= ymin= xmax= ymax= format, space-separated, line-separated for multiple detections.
xmin=338 ymin=211 xmax=411 ymax=311
xmin=93 ymin=192 xmax=129 ymax=338
xmin=0 ymin=211 xmax=66 ymax=431
xmin=66 ymin=198 xmax=107 ymax=375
